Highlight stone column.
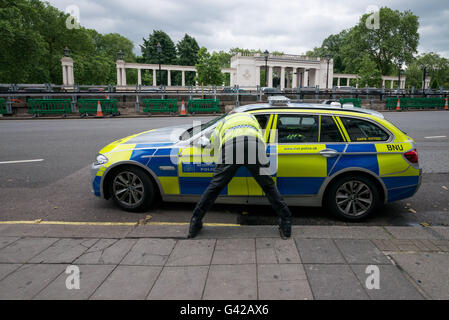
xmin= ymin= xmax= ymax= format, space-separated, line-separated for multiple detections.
xmin=268 ymin=66 xmax=273 ymax=87
xmin=390 ymin=80 xmax=394 ymax=89
xmin=292 ymin=68 xmax=297 ymax=88
xmin=195 ymin=72 xmax=198 ymax=86
xmin=314 ymin=69 xmax=320 ymax=87
xmin=137 ymin=68 xmax=142 ymax=86
xmin=121 ymin=68 xmax=127 ymax=86
xmin=116 ymin=68 xmax=121 ymax=86
xmin=68 ymin=66 xmax=74 ymax=85
xmin=61 ymin=56 xmax=74 ymax=87
xmin=303 ymin=70 xmax=309 ymax=87
xmin=280 ymin=67 xmax=285 ymax=90
xmin=382 ymin=79 xmax=385 ymax=87
xmin=286 ymin=69 xmax=290 ymax=88
xmin=116 ymin=60 xmax=126 ymax=86
xmin=182 ymin=71 xmax=185 ymax=86
xmin=337 ymin=77 xmax=340 ymax=86
xmin=167 ymin=69 xmax=171 ymax=86
xmin=153 ymin=69 xmax=157 ymax=86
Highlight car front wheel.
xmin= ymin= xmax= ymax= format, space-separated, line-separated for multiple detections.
xmin=110 ymin=166 xmax=154 ymax=212
xmin=326 ymin=175 xmax=380 ymax=221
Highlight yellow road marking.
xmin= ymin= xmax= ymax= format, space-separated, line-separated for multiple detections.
xmin=0 ymin=220 xmax=240 ymax=227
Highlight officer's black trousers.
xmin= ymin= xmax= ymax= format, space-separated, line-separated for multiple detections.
xmin=191 ymin=137 xmax=292 ymax=222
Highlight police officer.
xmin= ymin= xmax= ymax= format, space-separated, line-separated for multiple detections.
xmin=188 ymin=112 xmax=292 ymax=239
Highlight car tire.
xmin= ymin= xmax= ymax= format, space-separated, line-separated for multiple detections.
xmin=110 ymin=166 xmax=155 ymax=212
xmin=325 ymin=175 xmax=380 ymax=221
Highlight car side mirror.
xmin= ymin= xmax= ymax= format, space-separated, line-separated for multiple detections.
xmin=196 ymin=136 xmax=211 ymax=148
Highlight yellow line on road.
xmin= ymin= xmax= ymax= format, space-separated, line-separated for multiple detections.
xmin=0 ymin=220 xmax=240 ymax=227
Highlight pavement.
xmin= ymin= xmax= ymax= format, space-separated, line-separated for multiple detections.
xmin=1 ymin=223 xmax=449 ymax=300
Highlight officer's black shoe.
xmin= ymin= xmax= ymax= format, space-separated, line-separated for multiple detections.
xmin=188 ymin=217 xmax=203 ymax=239
xmin=279 ymin=220 xmax=292 ymax=240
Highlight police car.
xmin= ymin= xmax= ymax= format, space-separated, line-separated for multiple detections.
xmin=91 ymin=97 xmax=421 ymax=220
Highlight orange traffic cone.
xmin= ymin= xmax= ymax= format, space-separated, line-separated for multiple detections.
xmin=180 ymin=101 xmax=187 ymax=116
xmin=96 ymin=100 xmax=104 ymax=117
xmin=445 ymin=98 xmax=448 ymax=110
xmin=396 ymin=99 xmax=401 ymax=111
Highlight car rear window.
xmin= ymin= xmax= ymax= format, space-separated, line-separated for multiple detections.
xmin=340 ymin=117 xmax=389 ymax=142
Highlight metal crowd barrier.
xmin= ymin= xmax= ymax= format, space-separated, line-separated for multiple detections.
xmin=385 ymin=97 xmax=446 ymax=110
xmin=78 ymin=99 xmax=119 ymax=117
xmin=188 ymin=99 xmax=220 ymax=114
xmin=28 ymin=99 xmax=72 ymax=117
xmin=142 ymin=99 xmax=178 ymax=116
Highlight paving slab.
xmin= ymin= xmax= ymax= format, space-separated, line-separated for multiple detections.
xmin=295 ymin=239 xmax=345 ymax=264
xmin=350 ymin=264 xmax=424 ymax=300
xmin=305 ymin=264 xmax=369 ymax=300
xmin=166 ymin=239 xmax=216 ymax=266
xmin=90 ymin=265 xmax=162 ymax=300
xmin=0 ymin=237 xmax=20 ymax=250
xmin=120 ymin=238 xmax=176 ymax=266
xmin=30 ymin=238 xmax=98 ymax=263
xmin=334 ymin=239 xmax=391 ymax=264
xmin=430 ymin=226 xmax=449 ymax=240
xmin=74 ymin=239 xmax=137 ymax=265
xmin=196 ymin=226 xmax=279 ymax=239
xmin=0 ymin=237 xmax=58 ymax=263
xmin=212 ymin=239 xmax=255 ymax=265
xmin=203 ymin=264 xmax=257 ymax=300
xmin=256 ymin=238 xmax=301 ymax=264
xmin=126 ymin=225 xmax=188 ymax=238
xmin=0 ymin=264 xmax=66 ymax=299
xmin=147 ymin=266 xmax=209 ymax=300
xmin=257 ymin=263 xmax=312 ymax=299
xmin=0 ymin=263 xmax=22 ymax=281
xmin=385 ymin=226 xmax=437 ymax=240
xmin=293 ymin=226 xmax=392 ymax=239
xmin=34 ymin=265 xmax=115 ymax=300
xmin=0 ymin=224 xmax=134 ymax=238
xmin=389 ymin=252 xmax=449 ymax=299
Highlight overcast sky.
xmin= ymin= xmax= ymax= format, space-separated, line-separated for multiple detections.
xmin=48 ymin=0 xmax=449 ymax=58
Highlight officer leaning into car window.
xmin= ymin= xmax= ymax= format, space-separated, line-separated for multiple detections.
xmin=188 ymin=111 xmax=292 ymax=239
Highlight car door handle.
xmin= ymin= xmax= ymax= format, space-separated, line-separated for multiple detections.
xmin=319 ymin=149 xmax=339 ymax=157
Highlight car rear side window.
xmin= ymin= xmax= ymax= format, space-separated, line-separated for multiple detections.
xmin=277 ymin=115 xmax=319 ymax=143
xmin=340 ymin=117 xmax=389 ymax=142
xmin=320 ymin=116 xmax=344 ymax=142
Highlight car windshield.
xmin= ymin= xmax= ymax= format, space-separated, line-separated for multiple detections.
xmin=179 ymin=113 xmax=228 ymax=140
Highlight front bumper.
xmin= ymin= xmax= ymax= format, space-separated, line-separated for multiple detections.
xmin=91 ymin=163 xmax=103 ymax=197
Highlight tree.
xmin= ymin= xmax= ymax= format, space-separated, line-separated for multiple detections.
xmin=405 ymin=62 xmax=423 ymax=89
xmin=140 ymin=30 xmax=177 ymax=85
xmin=0 ymin=0 xmax=137 ymax=85
xmin=195 ymin=47 xmax=223 ymax=86
xmin=357 ymin=56 xmax=382 ymax=87
xmin=176 ymin=34 xmax=200 ymax=85
xmin=346 ymin=7 xmax=419 ymax=75
xmin=415 ymin=52 xmax=449 ymax=88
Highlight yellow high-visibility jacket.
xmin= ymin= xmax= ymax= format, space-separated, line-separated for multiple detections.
xmin=210 ymin=112 xmax=265 ymax=151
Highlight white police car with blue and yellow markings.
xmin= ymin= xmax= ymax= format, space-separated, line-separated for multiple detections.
xmin=91 ymin=100 xmax=421 ymax=220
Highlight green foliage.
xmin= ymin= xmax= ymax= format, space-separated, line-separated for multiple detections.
xmin=195 ymin=47 xmax=224 ymax=86
xmin=356 ymin=56 xmax=382 ymax=87
xmin=415 ymin=52 xmax=449 ymax=88
xmin=0 ymin=0 xmax=136 ymax=85
xmin=405 ymin=62 xmax=423 ymax=89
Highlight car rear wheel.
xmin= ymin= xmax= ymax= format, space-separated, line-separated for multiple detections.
xmin=326 ymin=175 xmax=380 ymax=221
xmin=110 ymin=166 xmax=154 ymax=212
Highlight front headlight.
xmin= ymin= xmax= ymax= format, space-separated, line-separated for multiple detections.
xmin=94 ymin=154 xmax=108 ymax=166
